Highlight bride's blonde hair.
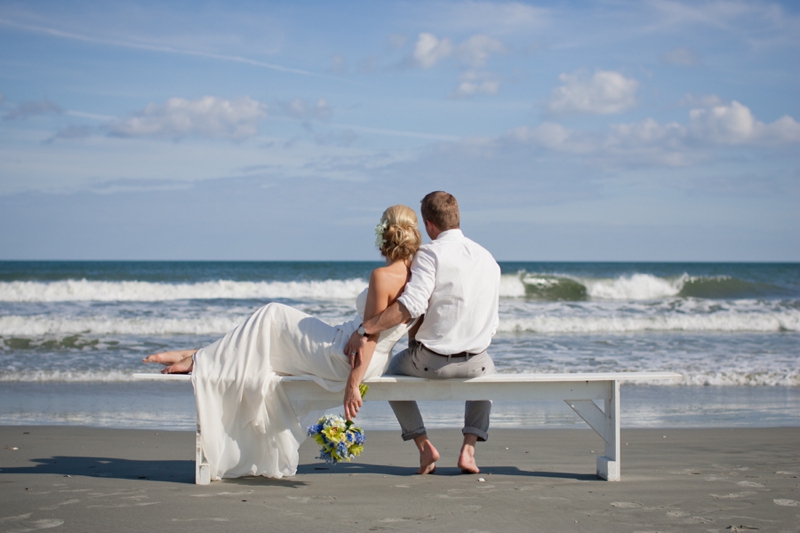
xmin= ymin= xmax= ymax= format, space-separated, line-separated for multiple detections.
xmin=377 ymin=205 xmax=421 ymax=261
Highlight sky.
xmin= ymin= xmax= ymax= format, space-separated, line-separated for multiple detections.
xmin=0 ymin=0 xmax=798 ymax=261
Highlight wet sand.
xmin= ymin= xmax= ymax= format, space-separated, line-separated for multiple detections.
xmin=2 ymin=426 xmax=799 ymax=532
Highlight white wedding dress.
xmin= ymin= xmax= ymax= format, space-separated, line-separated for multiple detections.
xmin=191 ymin=289 xmax=412 ymax=480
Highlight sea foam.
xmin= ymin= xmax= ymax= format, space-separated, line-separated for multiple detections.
xmin=1 ymin=368 xmax=796 ymax=386
xmin=2 ymin=305 xmax=797 ymax=337
xmin=497 ymin=310 xmax=800 ymax=333
xmin=0 ymin=278 xmax=369 ymax=302
xmin=0 ymin=273 xmax=782 ymax=303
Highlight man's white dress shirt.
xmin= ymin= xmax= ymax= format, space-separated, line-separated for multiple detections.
xmin=397 ymin=229 xmax=500 ymax=355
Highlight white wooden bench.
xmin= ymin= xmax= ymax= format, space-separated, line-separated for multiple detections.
xmin=133 ymin=371 xmax=680 ymax=484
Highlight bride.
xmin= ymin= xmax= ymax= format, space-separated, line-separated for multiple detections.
xmin=143 ymin=205 xmax=421 ymax=480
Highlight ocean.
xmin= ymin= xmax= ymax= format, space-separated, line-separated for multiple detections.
xmin=1 ymin=261 xmax=798 ymax=431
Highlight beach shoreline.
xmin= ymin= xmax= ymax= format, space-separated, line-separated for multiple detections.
xmin=4 ymin=381 xmax=800 ymax=430
xmin=2 ymin=425 xmax=798 ymax=532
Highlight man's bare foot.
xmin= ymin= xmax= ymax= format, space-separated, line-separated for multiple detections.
xmin=162 ymin=355 xmax=194 ymax=374
xmin=143 ymin=349 xmax=196 ymax=365
xmin=413 ymin=436 xmax=440 ymax=475
xmin=458 ymin=435 xmax=480 ymax=474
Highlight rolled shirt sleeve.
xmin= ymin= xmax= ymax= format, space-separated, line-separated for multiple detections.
xmin=397 ymin=246 xmax=436 ymax=319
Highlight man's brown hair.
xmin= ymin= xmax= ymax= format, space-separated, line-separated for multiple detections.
xmin=420 ymin=191 xmax=460 ymax=230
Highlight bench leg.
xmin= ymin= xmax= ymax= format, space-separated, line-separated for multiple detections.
xmin=565 ymin=380 xmax=621 ymax=481
xmin=196 ymin=423 xmax=211 ymax=485
xmin=599 ymin=380 xmax=620 ymax=481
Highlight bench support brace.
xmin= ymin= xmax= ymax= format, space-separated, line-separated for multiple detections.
xmin=565 ymin=380 xmax=620 ymax=481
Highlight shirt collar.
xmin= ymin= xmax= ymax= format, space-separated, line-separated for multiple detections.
xmin=435 ymin=228 xmax=464 ymax=241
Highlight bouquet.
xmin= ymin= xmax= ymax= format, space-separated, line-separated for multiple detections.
xmin=307 ymin=414 xmax=366 ymax=464
xmin=306 ymin=384 xmax=368 ymax=464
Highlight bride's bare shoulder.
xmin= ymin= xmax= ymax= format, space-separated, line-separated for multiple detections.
xmin=369 ymin=263 xmax=409 ymax=292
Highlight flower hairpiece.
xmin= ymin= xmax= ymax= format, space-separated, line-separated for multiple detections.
xmin=374 ymin=220 xmax=389 ymax=249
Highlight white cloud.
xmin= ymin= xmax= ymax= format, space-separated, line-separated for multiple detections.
xmin=409 ymin=33 xmax=507 ymax=70
xmin=688 ymin=100 xmax=800 ymax=145
xmin=4 ymin=99 xmax=62 ymax=120
xmin=506 ymin=123 xmax=597 ymax=154
xmin=407 ymin=33 xmax=507 ymax=97
xmin=546 ymin=70 xmax=639 ymax=116
xmin=280 ymin=98 xmax=332 ymax=121
xmin=451 ymin=70 xmax=501 ymax=98
xmin=458 ymin=34 xmax=507 ymax=68
xmin=762 ymin=116 xmax=800 ymax=144
xmin=609 ymin=118 xmax=685 ymax=146
xmin=107 ymin=96 xmax=268 ymax=140
xmin=507 ymin=99 xmax=799 ymax=168
xmin=660 ymin=47 xmax=700 ymax=66
xmin=413 ymin=33 xmax=453 ymax=69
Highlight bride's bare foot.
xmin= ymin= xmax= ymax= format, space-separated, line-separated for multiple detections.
xmin=413 ymin=436 xmax=440 ymax=475
xmin=162 ymin=355 xmax=194 ymax=374
xmin=457 ymin=435 xmax=480 ymax=474
xmin=143 ymin=349 xmax=196 ymax=365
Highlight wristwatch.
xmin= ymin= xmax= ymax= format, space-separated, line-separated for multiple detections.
xmin=357 ymin=324 xmax=369 ymax=337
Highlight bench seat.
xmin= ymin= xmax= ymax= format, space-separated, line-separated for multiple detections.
xmin=133 ymin=371 xmax=681 ymax=484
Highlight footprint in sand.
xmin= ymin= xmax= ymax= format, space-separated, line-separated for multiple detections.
xmin=736 ymin=481 xmax=765 ymax=488
xmin=610 ymin=502 xmax=642 ymax=508
xmin=0 ymin=515 xmax=64 ymax=532
xmin=0 ymin=514 xmax=33 ymax=523
xmin=710 ymin=491 xmax=755 ymax=499
xmin=38 ymin=500 xmax=80 ymax=511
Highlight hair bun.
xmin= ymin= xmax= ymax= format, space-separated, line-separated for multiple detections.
xmin=377 ymin=205 xmax=421 ymax=261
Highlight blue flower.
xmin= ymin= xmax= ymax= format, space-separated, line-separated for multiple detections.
xmin=309 ymin=414 xmax=365 ymax=464
xmin=336 ymin=441 xmax=349 ymax=457
xmin=307 ymin=423 xmax=325 ymax=437
xmin=320 ymin=449 xmax=338 ymax=464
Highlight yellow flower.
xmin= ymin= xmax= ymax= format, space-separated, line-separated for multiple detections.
xmin=349 ymin=444 xmax=364 ymax=457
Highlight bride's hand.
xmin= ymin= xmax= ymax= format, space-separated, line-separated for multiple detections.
xmin=343 ymin=384 xmax=363 ymax=421
xmin=344 ymin=331 xmax=367 ymax=369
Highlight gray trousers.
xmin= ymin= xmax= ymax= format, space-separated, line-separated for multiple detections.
xmin=387 ymin=340 xmax=495 ymax=441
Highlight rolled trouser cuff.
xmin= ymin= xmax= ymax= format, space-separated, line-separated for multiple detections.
xmin=401 ymin=427 xmax=427 ymax=441
xmin=462 ymin=426 xmax=488 ymax=442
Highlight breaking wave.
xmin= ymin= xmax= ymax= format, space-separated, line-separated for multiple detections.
xmin=0 ymin=370 xmax=137 ymax=382
xmin=1 ymin=369 xmax=796 ymax=386
xmin=2 ymin=306 xmax=797 ymax=339
xmin=513 ymin=273 xmax=786 ymax=301
xmin=0 ymin=278 xmax=368 ymax=302
xmin=0 ymin=273 xmax=789 ymax=303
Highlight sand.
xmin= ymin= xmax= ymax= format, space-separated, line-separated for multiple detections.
xmin=2 ymin=426 xmax=799 ymax=532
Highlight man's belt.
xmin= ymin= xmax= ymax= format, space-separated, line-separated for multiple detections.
xmin=422 ymin=344 xmax=483 ymax=358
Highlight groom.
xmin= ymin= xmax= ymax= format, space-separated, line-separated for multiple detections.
xmin=345 ymin=191 xmax=501 ymax=474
